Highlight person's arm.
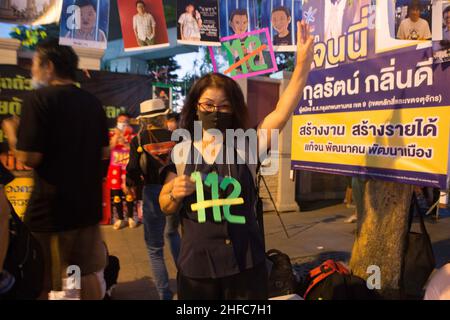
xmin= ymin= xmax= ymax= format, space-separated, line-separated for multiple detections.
xmin=110 ymin=129 xmax=124 ymax=149
xmin=159 ymin=172 xmax=196 ymax=215
xmin=257 ymin=21 xmax=314 ymax=148
xmin=2 ymin=117 xmax=42 ymax=167
xmin=195 ymin=10 xmax=202 ymax=29
xmin=125 ymin=136 xmax=142 ymax=190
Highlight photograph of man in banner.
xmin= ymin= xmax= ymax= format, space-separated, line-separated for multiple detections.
xmin=444 ymin=3 xmax=450 ymax=41
xmin=59 ymin=0 xmax=109 ymax=49
xmin=117 ymin=0 xmax=169 ymax=52
xmin=133 ymin=0 xmax=156 ymax=47
xmin=261 ymin=0 xmax=302 ymax=51
xmin=395 ymin=0 xmax=431 ymax=40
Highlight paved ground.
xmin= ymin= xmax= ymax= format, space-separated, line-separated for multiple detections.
xmin=102 ymin=204 xmax=450 ymax=300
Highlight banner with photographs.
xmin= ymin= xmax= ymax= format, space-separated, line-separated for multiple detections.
xmin=177 ymin=0 xmax=220 ymax=46
xmin=59 ymin=0 xmax=109 ymax=49
xmin=152 ymin=83 xmax=173 ymax=110
xmin=292 ymin=48 xmax=450 ymax=189
xmin=0 ymin=0 xmax=63 ymax=25
xmin=219 ymin=0 xmax=302 ymax=52
xmin=118 ymin=0 xmax=169 ymax=52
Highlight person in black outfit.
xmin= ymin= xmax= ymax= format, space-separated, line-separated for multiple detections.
xmin=125 ymin=99 xmax=180 ymax=300
xmin=2 ymin=39 xmax=110 ymax=299
xmin=159 ymin=21 xmax=314 ymax=300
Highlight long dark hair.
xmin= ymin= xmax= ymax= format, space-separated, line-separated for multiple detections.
xmin=180 ymin=73 xmax=249 ymax=136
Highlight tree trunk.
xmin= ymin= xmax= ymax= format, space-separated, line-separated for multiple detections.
xmin=349 ymin=179 xmax=413 ymax=299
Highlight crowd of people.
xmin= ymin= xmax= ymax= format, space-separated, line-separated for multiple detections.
xmin=0 ymin=12 xmax=449 ymax=301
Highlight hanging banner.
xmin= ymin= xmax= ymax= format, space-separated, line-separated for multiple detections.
xmin=177 ymin=0 xmax=220 ymax=46
xmin=117 ymin=0 xmax=169 ymax=52
xmin=59 ymin=0 xmax=109 ymax=49
xmin=0 ymin=0 xmax=63 ymax=25
xmin=291 ymin=0 xmax=450 ymax=189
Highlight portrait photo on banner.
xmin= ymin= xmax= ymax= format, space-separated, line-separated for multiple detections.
xmin=118 ymin=0 xmax=169 ymax=52
xmin=177 ymin=0 xmax=220 ymax=46
xmin=395 ymin=0 xmax=432 ymax=40
xmin=219 ymin=0 xmax=302 ymax=52
xmin=152 ymin=83 xmax=173 ymax=110
xmin=59 ymin=0 xmax=109 ymax=49
xmin=0 ymin=0 xmax=62 ymax=25
xmin=432 ymin=0 xmax=450 ymax=63
xmin=261 ymin=0 xmax=302 ymax=51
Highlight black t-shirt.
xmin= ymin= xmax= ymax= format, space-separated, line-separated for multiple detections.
xmin=0 ymin=162 xmax=14 ymax=185
xmin=16 ymin=84 xmax=109 ymax=233
xmin=126 ymin=128 xmax=175 ymax=187
xmin=273 ymin=31 xmax=292 ymax=46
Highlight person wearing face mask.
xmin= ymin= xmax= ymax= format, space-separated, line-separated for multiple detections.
xmin=1 ymin=39 xmax=110 ymax=300
xmin=108 ymin=113 xmax=137 ymax=230
xmin=125 ymin=99 xmax=180 ymax=300
xmin=159 ymin=21 xmax=314 ymax=300
xmin=65 ymin=0 xmax=107 ymax=43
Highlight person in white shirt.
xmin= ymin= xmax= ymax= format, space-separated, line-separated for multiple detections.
xmin=397 ymin=2 xmax=431 ymax=40
xmin=133 ymin=0 xmax=156 ymax=47
xmin=178 ymin=3 xmax=202 ymax=41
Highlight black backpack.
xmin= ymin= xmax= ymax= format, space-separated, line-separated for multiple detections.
xmin=266 ymin=249 xmax=298 ymax=298
xmin=300 ymin=260 xmax=378 ymax=300
xmin=1 ymin=203 xmax=44 ymax=300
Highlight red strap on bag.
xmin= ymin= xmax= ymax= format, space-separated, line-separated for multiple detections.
xmin=303 ymin=260 xmax=350 ymax=299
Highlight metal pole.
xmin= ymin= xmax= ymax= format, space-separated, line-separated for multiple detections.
xmin=260 ymin=174 xmax=290 ymax=238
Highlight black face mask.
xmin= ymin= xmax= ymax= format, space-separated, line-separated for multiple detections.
xmin=197 ymin=111 xmax=233 ymax=132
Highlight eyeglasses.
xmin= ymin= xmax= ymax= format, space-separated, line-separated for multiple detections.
xmin=197 ymin=102 xmax=233 ymax=113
